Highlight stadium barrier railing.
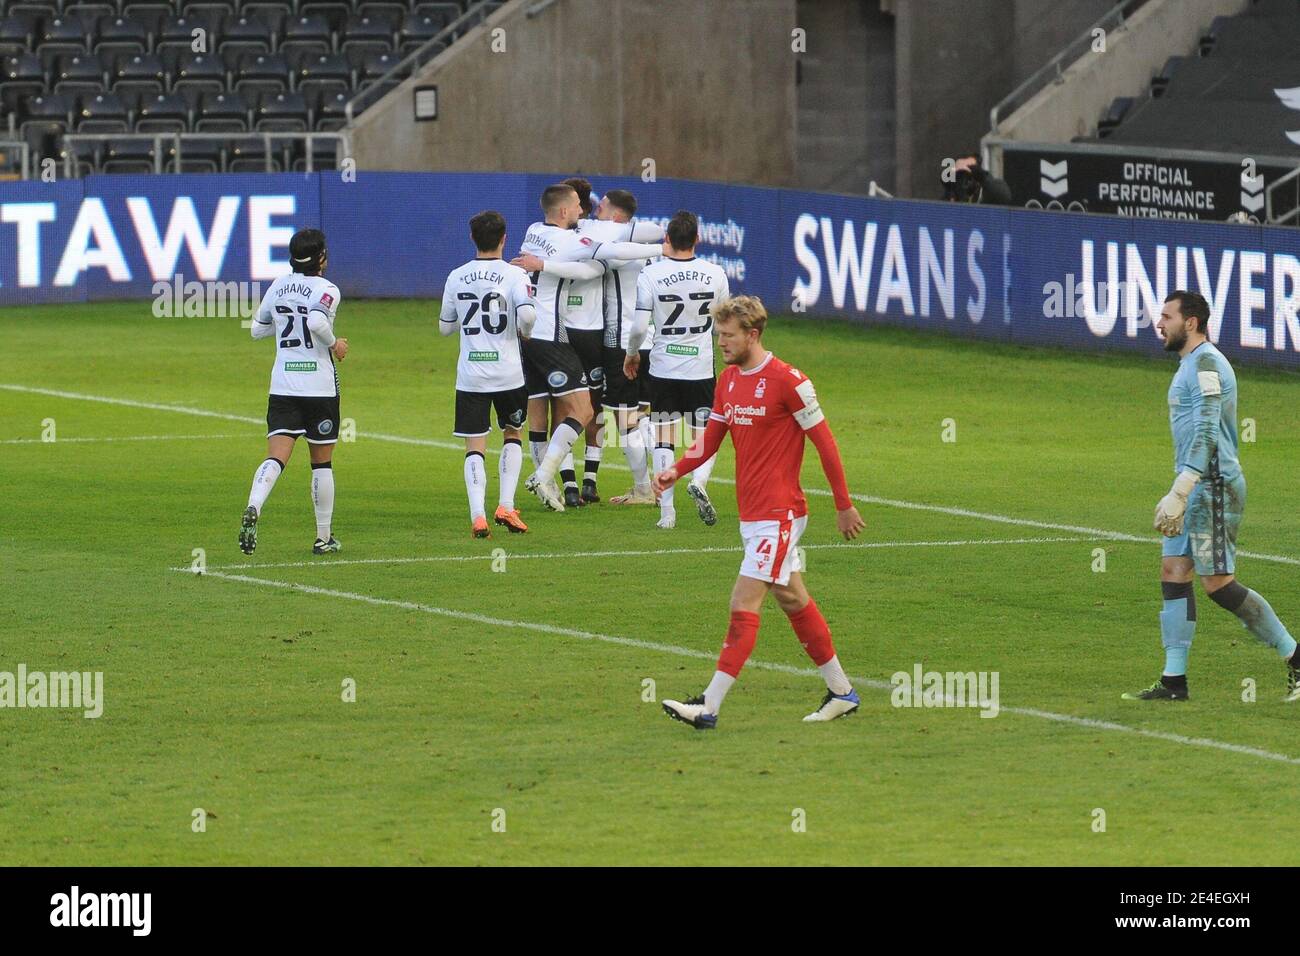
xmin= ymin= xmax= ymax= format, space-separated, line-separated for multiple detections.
xmin=1266 ymin=166 xmax=1300 ymax=226
xmin=0 ymin=139 xmax=31 ymax=180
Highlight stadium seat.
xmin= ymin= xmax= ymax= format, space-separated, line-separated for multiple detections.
xmin=172 ymin=50 xmax=226 ymax=93
xmin=360 ymin=49 xmax=396 ymax=81
xmin=52 ymin=51 xmax=106 ymax=93
xmin=102 ymin=134 xmax=155 ymax=171
xmin=111 ymin=50 xmax=163 ymax=91
xmin=159 ymin=14 xmax=218 ymax=49
xmin=218 ymin=13 xmax=272 ymax=51
xmin=412 ymin=3 xmax=459 ymax=31
xmin=295 ymin=49 xmax=349 ymax=88
xmin=40 ymin=16 xmax=92 ymax=51
xmin=254 ymin=88 xmax=306 ymax=129
xmin=313 ymin=87 xmax=348 ymax=129
xmin=299 ymin=3 xmax=350 ymax=35
xmin=226 ymin=133 xmax=278 ymax=171
xmin=0 ymin=15 xmax=37 ymax=49
xmin=1097 ymin=97 xmax=1132 ymax=138
xmin=76 ymin=89 xmax=128 ymax=131
xmin=290 ymin=132 xmax=338 ymax=170
xmin=341 ymin=12 xmax=395 ymax=49
xmin=173 ymin=135 xmax=221 ymax=172
xmin=94 ymin=15 xmax=147 ymax=55
xmin=399 ymin=12 xmax=443 ymax=49
xmin=2 ymin=50 xmax=45 ymax=86
xmin=282 ymin=14 xmax=331 ymax=51
xmin=134 ymin=89 xmax=188 ymax=131
xmin=196 ymin=88 xmax=249 ymax=130
xmin=359 ymin=3 xmax=405 ymax=22
xmin=20 ymin=90 xmax=73 ymax=128
xmin=234 ymin=50 xmax=289 ymax=93
xmin=122 ymin=3 xmax=171 ymax=41
xmin=59 ymin=134 xmax=99 ymax=175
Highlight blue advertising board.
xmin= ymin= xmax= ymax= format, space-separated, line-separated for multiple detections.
xmin=3 ymin=171 xmax=1300 ymax=369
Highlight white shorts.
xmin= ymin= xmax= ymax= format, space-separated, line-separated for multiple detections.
xmin=738 ymin=511 xmax=807 ymax=586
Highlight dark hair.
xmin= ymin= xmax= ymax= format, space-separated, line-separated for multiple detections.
xmin=1165 ymin=290 xmax=1211 ymax=333
xmin=469 ymin=210 xmax=506 ymax=252
xmin=666 ymin=209 xmax=698 ymax=252
xmin=564 ymin=177 xmax=593 ymax=216
xmin=541 ymin=183 xmax=575 ymax=215
xmin=289 ymin=228 xmax=326 ymax=275
xmin=604 ymin=188 xmax=637 ymax=217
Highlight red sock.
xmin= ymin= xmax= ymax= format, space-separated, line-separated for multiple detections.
xmin=717 ymin=610 xmax=760 ymax=677
xmin=787 ymin=599 xmax=835 ymax=666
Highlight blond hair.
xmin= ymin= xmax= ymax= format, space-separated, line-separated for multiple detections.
xmin=710 ymin=295 xmax=767 ymax=334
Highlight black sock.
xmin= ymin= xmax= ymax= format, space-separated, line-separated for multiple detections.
xmin=1162 ymin=673 xmax=1187 ymax=688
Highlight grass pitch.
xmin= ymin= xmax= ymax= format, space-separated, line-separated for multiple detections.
xmin=4 ymin=299 xmax=1300 ymax=865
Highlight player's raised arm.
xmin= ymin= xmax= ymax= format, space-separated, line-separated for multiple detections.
xmin=625 ymin=218 xmax=664 ymax=243
xmin=787 ymin=369 xmax=864 ymax=540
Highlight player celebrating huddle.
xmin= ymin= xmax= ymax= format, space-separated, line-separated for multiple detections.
xmin=511 ymin=183 xmax=662 ymax=512
xmin=439 ymin=211 xmax=537 ymax=538
xmin=240 ymin=228 xmax=348 ymax=555
xmin=655 ymin=295 xmax=866 ymax=728
xmin=625 ymin=210 xmax=727 ymax=529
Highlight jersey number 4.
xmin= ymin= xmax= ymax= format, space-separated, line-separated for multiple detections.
xmin=276 ymin=304 xmax=313 ymax=349
xmin=659 ymin=292 xmax=713 ymax=335
xmin=458 ymin=291 xmax=509 ymax=335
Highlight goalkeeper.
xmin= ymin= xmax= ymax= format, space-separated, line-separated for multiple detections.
xmin=1126 ymin=291 xmax=1300 ymax=702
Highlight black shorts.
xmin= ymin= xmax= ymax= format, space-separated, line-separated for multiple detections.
xmin=522 ymin=338 xmax=589 ymax=400
xmin=267 ymin=393 xmax=340 ymax=444
xmin=648 ymin=374 xmax=714 ymax=426
xmin=566 ymin=327 xmax=605 ymax=398
xmin=454 ymin=386 xmax=529 ymax=437
xmin=602 ymin=346 xmax=640 ymax=410
xmin=638 ymin=348 xmax=652 ymax=407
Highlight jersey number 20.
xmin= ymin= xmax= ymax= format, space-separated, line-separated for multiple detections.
xmin=458 ymin=291 xmax=508 ymax=335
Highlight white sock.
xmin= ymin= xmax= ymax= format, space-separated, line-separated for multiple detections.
xmin=540 ymin=419 xmax=582 ymax=482
xmin=623 ymin=426 xmax=649 ymax=488
xmin=637 ymin=414 xmax=653 ymax=458
xmin=819 ymin=655 xmax=853 ymax=696
xmin=653 ymin=445 xmax=675 ymax=514
xmin=499 ymin=440 xmax=522 ymax=510
xmin=583 ymin=444 xmax=602 ymax=484
xmin=310 ymin=463 xmax=334 ymax=540
xmin=703 ymin=670 xmax=735 ymax=715
xmin=693 ymin=452 xmax=717 ymax=489
xmin=528 ymin=431 xmax=546 ymax=469
xmin=247 ymin=457 xmax=283 ymax=514
xmin=464 ymin=452 xmax=487 ymax=520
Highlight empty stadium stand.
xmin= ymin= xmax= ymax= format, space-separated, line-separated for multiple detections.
xmin=0 ymin=0 xmax=500 ymax=175
xmin=1097 ymin=0 xmax=1300 ymax=156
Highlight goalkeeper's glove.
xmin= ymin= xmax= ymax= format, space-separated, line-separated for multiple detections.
xmin=1154 ymin=470 xmax=1200 ymax=536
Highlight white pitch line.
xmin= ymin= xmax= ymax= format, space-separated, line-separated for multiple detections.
xmin=7 ymin=381 xmax=1300 ymax=567
xmin=175 ymin=536 xmax=1100 ymax=572
xmin=2 ymin=433 xmax=248 ymax=445
xmin=192 ymin=569 xmax=1300 ymax=767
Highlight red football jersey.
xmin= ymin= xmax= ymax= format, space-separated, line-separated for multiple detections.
xmin=708 ymin=352 xmax=826 ymax=521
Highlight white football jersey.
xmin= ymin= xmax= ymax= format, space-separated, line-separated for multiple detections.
xmin=636 ymin=257 xmax=729 ymax=380
xmin=439 ymin=259 xmax=535 ymax=392
xmin=518 ymin=221 xmax=609 ymax=343
xmin=253 ymin=273 xmax=341 ymax=397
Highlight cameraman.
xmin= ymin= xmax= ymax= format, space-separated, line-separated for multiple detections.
xmin=942 ymin=154 xmax=1013 ymax=205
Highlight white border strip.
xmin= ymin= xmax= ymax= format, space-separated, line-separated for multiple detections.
xmin=2 ymin=433 xmax=248 ymax=445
